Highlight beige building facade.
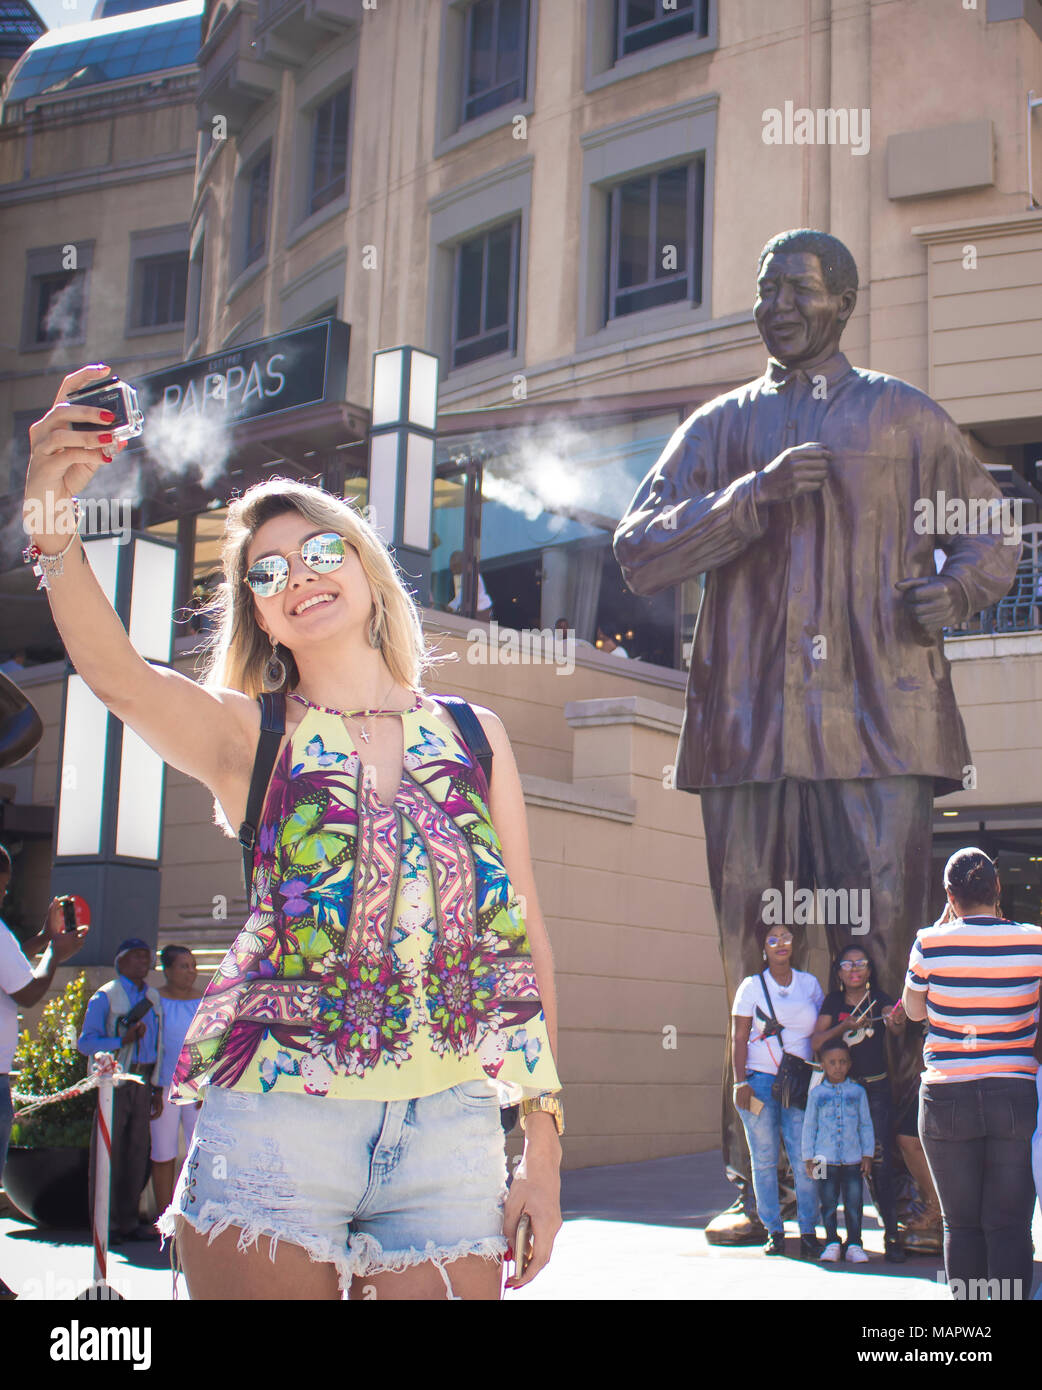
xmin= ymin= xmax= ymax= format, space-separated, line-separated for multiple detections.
xmin=2 ymin=0 xmax=1042 ymax=1168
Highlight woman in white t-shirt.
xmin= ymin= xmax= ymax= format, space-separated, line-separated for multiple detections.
xmin=732 ymin=926 xmax=824 ymax=1257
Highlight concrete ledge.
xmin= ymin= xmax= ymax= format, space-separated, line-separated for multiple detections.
xmin=944 ymin=631 xmax=1042 ymax=660
xmin=521 ymin=772 xmax=636 ymax=823
xmin=564 ymin=695 xmax=684 ymax=735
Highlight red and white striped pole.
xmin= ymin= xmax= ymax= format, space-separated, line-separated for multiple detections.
xmin=78 ymin=1053 xmax=125 ymax=1300
xmin=92 ymin=1055 xmax=114 ymax=1288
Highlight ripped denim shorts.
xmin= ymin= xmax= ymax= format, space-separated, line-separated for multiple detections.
xmin=156 ymin=1080 xmax=509 ymax=1298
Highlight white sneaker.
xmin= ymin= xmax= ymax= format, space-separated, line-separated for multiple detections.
xmin=819 ymin=1242 xmax=842 ymax=1262
xmin=845 ymin=1244 xmax=869 ymax=1263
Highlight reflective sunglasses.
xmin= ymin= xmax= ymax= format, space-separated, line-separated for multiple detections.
xmin=243 ymin=532 xmax=347 ymax=597
xmin=838 ymin=959 xmax=869 ymax=972
xmin=765 ymin=935 xmax=793 ymax=947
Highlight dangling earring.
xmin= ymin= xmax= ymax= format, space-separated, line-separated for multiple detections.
xmin=368 ymin=615 xmax=382 ymax=649
xmin=263 ymin=634 xmax=287 ymax=691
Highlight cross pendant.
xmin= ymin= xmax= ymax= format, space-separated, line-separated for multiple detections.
xmin=359 ymin=728 xmax=370 ymax=743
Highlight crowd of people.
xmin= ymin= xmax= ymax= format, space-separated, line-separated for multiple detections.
xmin=731 ymin=847 xmax=1042 ymax=1298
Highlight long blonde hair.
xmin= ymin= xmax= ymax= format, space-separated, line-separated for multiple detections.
xmin=194 ymin=477 xmax=455 ymax=699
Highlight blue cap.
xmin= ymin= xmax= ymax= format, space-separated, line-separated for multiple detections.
xmin=114 ymin=937 xmax=151 ymax=964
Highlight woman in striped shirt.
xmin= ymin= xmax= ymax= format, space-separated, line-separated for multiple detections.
xmin=903 ymin=847 xmax=1042 ymax=1300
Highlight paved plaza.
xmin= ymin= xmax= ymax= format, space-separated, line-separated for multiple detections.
xmin=5 ymin=1150 xmax=1038 ymax=1302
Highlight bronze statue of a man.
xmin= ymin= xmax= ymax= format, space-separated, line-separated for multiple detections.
xmin=613 ymin=228 xmax=1020 ymax=1246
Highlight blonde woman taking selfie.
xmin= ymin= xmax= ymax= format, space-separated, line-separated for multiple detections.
xmin=23 ymin=365 xmax=564 ymax=1301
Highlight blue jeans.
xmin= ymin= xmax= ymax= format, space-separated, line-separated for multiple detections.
xmin=0 ymin=1075 xmax=12 ymax=1177
xmin=818 ymin=1164 xmax=864 ymax=1245
xmin=738 ymin=1070 xmax=820 ymax=1236
xmin=919 ymin=1076 xmax=1038 ymax=1300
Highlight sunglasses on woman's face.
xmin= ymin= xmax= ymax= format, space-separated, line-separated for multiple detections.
xmin=839 ymin=959 xmax=869 ymax=972
xmin=243 ymin=532 xmax=348 ymax=597
xmin=765 ymin=935 xmax=793 ymax=948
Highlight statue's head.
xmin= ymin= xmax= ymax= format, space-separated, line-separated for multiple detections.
xmin=754 ymin=229 xmax=858 ymax=367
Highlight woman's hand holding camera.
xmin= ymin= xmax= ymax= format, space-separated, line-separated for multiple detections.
xmin=25 ymin=365 xmax=128 ymax=536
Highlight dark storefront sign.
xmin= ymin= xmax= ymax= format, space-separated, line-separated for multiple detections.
xmin=136 ymin=317 xmax=350 ymax=424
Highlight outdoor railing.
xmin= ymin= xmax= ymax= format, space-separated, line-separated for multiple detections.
xmin=944 ymin=561 xmax=1042 ymax=637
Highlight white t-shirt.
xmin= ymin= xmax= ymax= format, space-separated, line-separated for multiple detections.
xmin=448 ymin=573 xmax=492 ymax=613
xmin=732 ymin=969 xmax=825 ymax=1077
xmin=0 ymin=919 xmax=34 ymax=1072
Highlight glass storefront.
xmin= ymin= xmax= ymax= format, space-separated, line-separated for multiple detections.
xmin=433 ymin=409 xmax=683 ymax=665
xmin=932 ymin=824 xmax=1042 ymax=928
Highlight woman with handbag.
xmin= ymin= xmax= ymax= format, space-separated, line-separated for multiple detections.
xmin=22 ymin=364 xmax=564 ymax=1301
xmin=732 ymin=925 xmax=823 ymax=1257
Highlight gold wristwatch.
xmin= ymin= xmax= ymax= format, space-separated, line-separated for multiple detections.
xmin=519 ymin=1092 xmax=564 ymax=1136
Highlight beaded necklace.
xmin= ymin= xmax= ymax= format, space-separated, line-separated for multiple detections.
xmin=288 ymin=689 xmax=423 ymax=743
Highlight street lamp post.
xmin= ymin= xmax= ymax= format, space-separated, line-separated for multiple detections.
xmin=51 ymin=531 xmax=178 ymax=966
xmin=367 ymin=346 xmax=440 ymax=608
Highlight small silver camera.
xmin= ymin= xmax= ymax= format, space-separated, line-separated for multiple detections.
xmin=67 ymin=375 xmax=144 ymax=442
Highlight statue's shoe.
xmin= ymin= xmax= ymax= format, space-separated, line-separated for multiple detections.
xmin=899 ymin=1222 xmax=944 ymax=1255
xmin=705 ymin=1200 xmax=768 ymax=1246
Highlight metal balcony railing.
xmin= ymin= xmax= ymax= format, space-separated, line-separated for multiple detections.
xmin=944 ymin=560 xmax=1042 ymax=637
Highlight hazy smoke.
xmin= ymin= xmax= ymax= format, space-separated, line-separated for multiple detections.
xmin=140 ymin=393 xmax=235 ymax=490
xmin=473 ymin=420 xmax=656 ymax=531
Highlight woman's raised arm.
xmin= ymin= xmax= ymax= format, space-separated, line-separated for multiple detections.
xmin=23 ymin=366 xmax=254 ymax=800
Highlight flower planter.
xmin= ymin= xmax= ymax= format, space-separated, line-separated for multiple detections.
xmin=3 ymin=1146 xmax=90 ymax=1228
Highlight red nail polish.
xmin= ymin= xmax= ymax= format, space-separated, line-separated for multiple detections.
xmin=100 ymin=410 xmax=115 ymax=422
xmin=98 ymin=433 xmax=113 ymax=443
xmin=101 ymin=451 xmax=113 ymax=462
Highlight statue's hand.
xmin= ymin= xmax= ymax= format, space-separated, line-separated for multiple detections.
xmin=756 ymin=443 xmax=832 ymax=504
xmin=895 ymin=576 xmax=965 ymax=635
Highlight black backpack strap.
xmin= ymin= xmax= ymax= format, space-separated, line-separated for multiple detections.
xmin=433 ymin=694 xmax=493 ymax=792
xmin=239 ymin=691 xmax=286 ymax=903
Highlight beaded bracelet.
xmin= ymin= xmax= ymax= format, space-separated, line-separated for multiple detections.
xmin=22 ymin=497 xmax=83 ymax=591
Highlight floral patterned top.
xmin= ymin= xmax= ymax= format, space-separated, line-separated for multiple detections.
xmin=170 ymin=696 xmax=560 ymax=1104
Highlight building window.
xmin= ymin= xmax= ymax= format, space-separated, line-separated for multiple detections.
xmin=133 ymin=253 xmax=188 ymax=329
xmin=31 ymin=271 xmax=86 ymax=345
xmin=463 ymin=0 xmax=529 ymax=123
xmin=435 ymin=412 xmax=681 ymax=663
xmin=451 ymin=219 xmax=520 ymax=368
xmin=613 ymin=0 xmax=708 ymax=60
xmin=309 ymin=84 xmax=350 ymax=216
xmin=245 ymin=150 xmax=271 ymax=266
xmin=586 ymin=0 xmax=715 ymax=91
xmin=605 ymin=160 xmax=703 ymax=320
xmin=577 ymin=97 xmax=715 ymax=342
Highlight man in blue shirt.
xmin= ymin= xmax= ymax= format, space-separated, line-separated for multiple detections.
xmin=78 ymin=939 xmax=164 ymax=1243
